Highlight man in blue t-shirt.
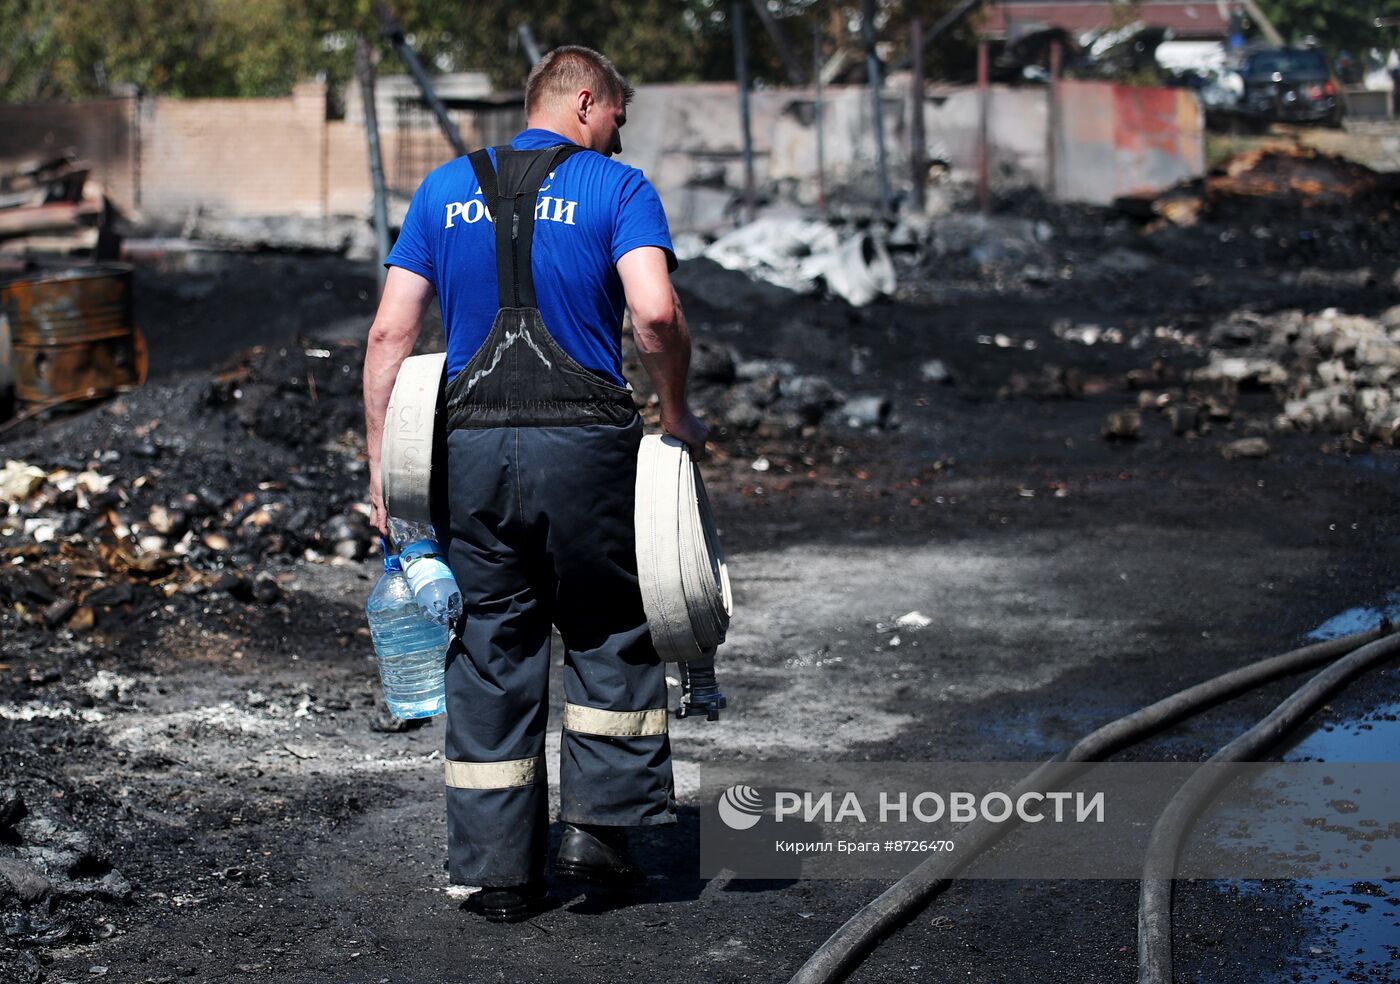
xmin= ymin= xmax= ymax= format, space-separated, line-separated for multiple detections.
xmin=362 ymin=46 xmax=706 ymax=922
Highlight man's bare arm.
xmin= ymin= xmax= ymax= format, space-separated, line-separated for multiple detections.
xmin=616 ymin=246 xmax=708 ymax=454
xmin=363 ymin=267 xmax=436 ymax=535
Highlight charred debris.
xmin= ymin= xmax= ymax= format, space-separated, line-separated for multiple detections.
xmin=1 ymin=143 xmax=1398 ymax=651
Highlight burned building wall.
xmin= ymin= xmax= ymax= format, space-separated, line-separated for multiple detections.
xmin=618 ymin=80 xmax=1203 ymax=225
xmin=0 ymin=78 xmax=1207 ymax=237
xmin=0 ymin=82 xmax=522 ymax=241
xmin=915 ymin=86 xmax=1051 ymax=191
xmin=620 ymin=83 xmax=906 ymax=223
xmin=0 ymin=97 xmax=138 ymax=212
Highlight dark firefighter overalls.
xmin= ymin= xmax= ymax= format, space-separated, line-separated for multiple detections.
xmin=435 ymin=143 xmax=675 ymax=888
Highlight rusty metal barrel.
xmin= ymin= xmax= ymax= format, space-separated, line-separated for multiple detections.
xmin=0 ymin=309 xmax=13 ymax=419
xmin=0 ymin=264 xmax=145 ymax=408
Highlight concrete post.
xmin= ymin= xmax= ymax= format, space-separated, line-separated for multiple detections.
xmin=732 ymin=0 xmax=756 ymax=223
xmin=910 ymin=18 xmax=926 ymax=212
xmin=977 ymin=39 xmax=990 ymax=214
xmin=814 ymin=26 xmax=827 ymax=214
xmin=356 ymin=34 xmax=391 ymax=292
xmin=862 ymin=0 xmax=893 ymax=213
xmin=1048 ymin=40 xmax=1062 ymax=202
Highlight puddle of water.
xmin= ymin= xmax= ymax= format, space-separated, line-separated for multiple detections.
xmin=1294 ymin=593 xmax=1400 ymax=764
xmin=1219 ymin=878 xmax=1400 ymax=983
xmin=1235 ymin=602 xmax=1400 ymax=983
xmin=1282 ymin=699 xmax=1400 ymax=763
xmin=1273 ymin=693 xmax=1400 ymax=982
xmin=1305 ymin=592 xmax=1400 ymax=642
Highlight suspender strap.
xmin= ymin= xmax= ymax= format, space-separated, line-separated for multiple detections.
xmin=465 ymin=150 xmax=503 ymax=303
xmin=466 ymin=144 xmax=585 ymax=309
xmin=466 ymin=148 xmax=498 ymax=202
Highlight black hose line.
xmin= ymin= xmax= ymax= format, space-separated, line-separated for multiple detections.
xmin=1137 ymin=630 xmax=1400 ymax=984
xmin=788 ymin=625 xmax=1392 ymax=984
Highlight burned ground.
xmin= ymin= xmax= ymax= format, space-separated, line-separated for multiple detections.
xmin=2 ymin=173 xmax=1398 ymax=984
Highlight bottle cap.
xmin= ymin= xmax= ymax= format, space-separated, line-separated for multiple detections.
xmin=381 ymin=538 xmax=403 ymax=572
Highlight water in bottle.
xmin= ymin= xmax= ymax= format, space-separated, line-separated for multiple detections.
xmin=365 ymin=552 xmax=448 ymax=719
xmin=389 ymin=518 xmax=462 ymax=626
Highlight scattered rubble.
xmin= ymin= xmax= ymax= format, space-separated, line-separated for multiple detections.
xmin=1126 ymin=148 xmax=1400 ymax=231
xmin=0 ymin=779 xmax=131 ymax=956
xmin=1054 ymin=303 xmax=1400 ymax=449
xmin=0 ymin=338 xmax=376 ymax=642
xmin=630 ymin=333 xmax=895 ymax=442
xmin=3 ymin=316 xmax=906 ymax=647
xmin=0 ymin=156 xmax=111 ymax=262
xmin=1191 ymin=307 xmax=1400 ymax=445
xmin=1221 ymin=437 xmax=1271 ymax=460
xmin=1102 ymin=409 xmax=1142 ymax=442
xmin=1208 ymin=149 xmax=1389 ymax=212
xmin=891 ymin=210 xmax=1067 ymax=295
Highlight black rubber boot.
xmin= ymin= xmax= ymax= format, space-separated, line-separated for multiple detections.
xmin=554 ymin=823 xmax=646 ymax=886
xmin=475 ymin=882 xmax=547 ymax=923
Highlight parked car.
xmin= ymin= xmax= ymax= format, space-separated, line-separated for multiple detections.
xmin=1236 ymin=47 xmax=1344 ymax=126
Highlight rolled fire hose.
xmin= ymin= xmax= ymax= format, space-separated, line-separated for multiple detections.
xmin=635 ymin=434 xmax=733 ymax=663
xmin=381 ymin=358 xmax=734 ymax=691
xmin=380 ymin=352 xmax=445 ymax=526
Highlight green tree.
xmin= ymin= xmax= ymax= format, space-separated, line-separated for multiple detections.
xmin=1 ymin=0 xmax=357 ymax=101
xmin=0 ymin=0 xmax=976 ymax=103
xmin=1254 ymin=0 xmax=1394 ymax=57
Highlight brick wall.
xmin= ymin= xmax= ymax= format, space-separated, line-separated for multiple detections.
xmin=137 ymin=82 xmax=329 ymax=219
xmin=325 ymin=120 xmax=372 ymax=217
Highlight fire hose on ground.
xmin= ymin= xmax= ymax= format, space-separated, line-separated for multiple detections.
xmin=1137 ymin=630 xmax=1400 ymax=984
xmin=789 ymin=624 xmax=1397 ymax=984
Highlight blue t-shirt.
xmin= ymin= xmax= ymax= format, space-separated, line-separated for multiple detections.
xmin=385 ymin=128 xmax=675 ymax=386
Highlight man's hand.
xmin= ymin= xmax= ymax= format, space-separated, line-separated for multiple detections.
xmin=363 ymin=267 xmax=435 ymax=539
xmin=662 ymin=408 xmax=709 ymax=460
xmin=368 ymin=462 xmax=388 ymax=537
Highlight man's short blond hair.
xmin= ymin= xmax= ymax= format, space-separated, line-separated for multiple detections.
xmin=525 ymin=46 xmax=634 ymax=115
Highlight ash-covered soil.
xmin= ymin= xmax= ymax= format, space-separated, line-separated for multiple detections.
xmin=2 ymin=181 xmax=1399 ymax=984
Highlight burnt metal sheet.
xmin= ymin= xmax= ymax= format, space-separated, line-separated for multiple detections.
xmin=1114 ymin=85 xmax=1204 ymax=198
xmin=1056 ymin=81 xmax=1203 ymax=204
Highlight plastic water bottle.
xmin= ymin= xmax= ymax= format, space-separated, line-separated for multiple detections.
xmin=365 ymin=552 xmax=448 ymax=719
xmin=389 ymin=518 xmax=462 ymax=626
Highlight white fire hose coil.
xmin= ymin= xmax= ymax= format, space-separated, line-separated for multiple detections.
xmin=382 ymin=357 xmax=732 ymax=663
xmin=635 ymin=434 xmax=733 ymax=663
xmin=380 ymin=352 xmax=445 ymax=526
